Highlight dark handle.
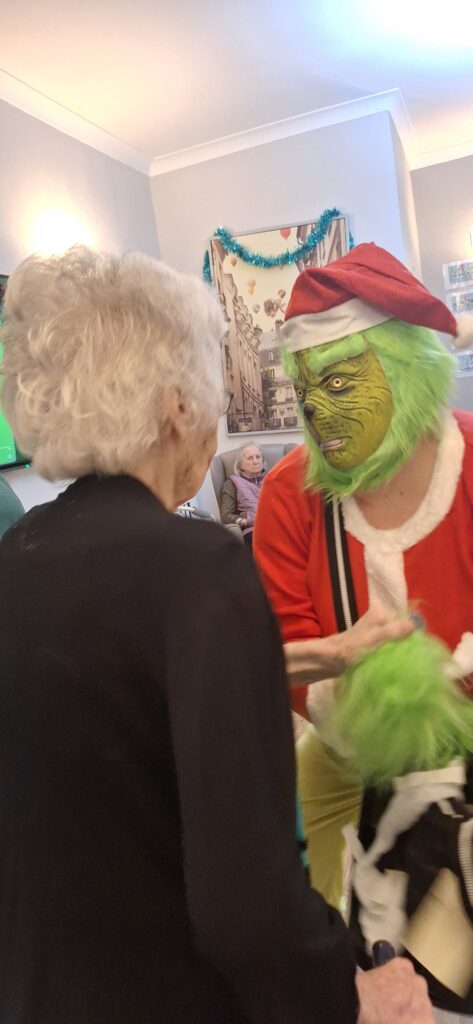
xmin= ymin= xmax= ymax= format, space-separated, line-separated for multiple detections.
xmin=372 ymin=940 xmax=396 ymax=967
xmin=409 ymin=611 xmax=425 ymax=631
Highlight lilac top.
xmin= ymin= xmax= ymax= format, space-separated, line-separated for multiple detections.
xmin=229 ymin=472 xmax=264 ymax=535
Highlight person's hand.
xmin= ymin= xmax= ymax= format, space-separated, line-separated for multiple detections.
xmin=356 ymin=960 xmax=434 ymax=1023
xmin=283 ymin=604 xmax=414 ymax=687
xmin=336 ymin=603 xmax=415 ymax=675
xmin=236 ymin=517 xmax=247 ymax=528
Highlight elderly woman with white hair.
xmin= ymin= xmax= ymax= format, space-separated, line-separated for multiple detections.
xmin=0 ymin=247 xmax=429 ymax=1024
xmin=221 ymin=444 xmax=266 ymax=546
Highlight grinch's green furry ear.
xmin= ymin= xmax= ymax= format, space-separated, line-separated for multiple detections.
xmin=324 ymin=631 xmax=473 ymax=787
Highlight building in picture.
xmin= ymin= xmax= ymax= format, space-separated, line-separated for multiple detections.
xmin=260 ymin=324 xmax=298 ymax=430
xmin=211 ymin=239 xmax=265 ymax=432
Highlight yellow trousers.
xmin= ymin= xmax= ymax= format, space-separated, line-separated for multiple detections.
xmin=296 ymin=725 xmax=361 ymax=909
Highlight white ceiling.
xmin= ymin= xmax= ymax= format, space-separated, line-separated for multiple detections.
xmin=1 ymin=0 xmax=473 ymax=174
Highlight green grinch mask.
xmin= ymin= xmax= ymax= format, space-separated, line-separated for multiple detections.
xmin=282 ymin=319 xmax=455 ymax=498
xmin=293 ymin=344 xmax=393 ymax=470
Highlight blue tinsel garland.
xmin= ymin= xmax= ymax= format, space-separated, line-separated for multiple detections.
xmin=202 ymin=208 xmax=353 ymax=283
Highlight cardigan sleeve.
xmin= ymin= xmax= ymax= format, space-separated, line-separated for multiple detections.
xmin=221 ymin=478 xmax=240 ymax=524
xmin=164 ymin=535 xmax=358 ymax=1024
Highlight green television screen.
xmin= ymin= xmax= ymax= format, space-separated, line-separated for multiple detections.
xmin=0 ymin=400 xmax=28 ymax=469
xmin=0 ymin=276 xmax=29 ymax=470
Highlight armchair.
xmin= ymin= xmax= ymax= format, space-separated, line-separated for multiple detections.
xmin=210 ymin=442 xmax=299 ymax=539
xmin=176 ymin=502 xmax=216 ymax=522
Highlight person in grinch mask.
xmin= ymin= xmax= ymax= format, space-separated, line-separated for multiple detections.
xmin=254 ymin=242 xmax=473 ymax=921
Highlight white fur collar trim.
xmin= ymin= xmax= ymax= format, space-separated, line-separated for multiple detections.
xmin=342 ymin=413 xmax=465 ymax=555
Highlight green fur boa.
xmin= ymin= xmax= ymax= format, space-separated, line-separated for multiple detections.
xmin=283 ymin=319 xmax=455 ymax=499
xmin=324 ymin=631 xmax=473 ymax=786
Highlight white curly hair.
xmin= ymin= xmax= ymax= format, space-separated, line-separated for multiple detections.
xmin=233 ymin=445 xmax=265 ymax=475
xmin=0 ymin=246 xmax=225 ymax=480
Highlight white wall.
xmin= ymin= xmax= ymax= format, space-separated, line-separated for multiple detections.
xmin=390 ymin=122 xmax=422 ymax=277
xmin=151 ymin=110 xmax=413 ymax=278
xmin=151 ymin=110 xmax=419 ymax=512
xmin=412 ymin=155 xmax=473 ymax=412
xmin=411 ymin=155 xmax=473 ymax=300
xmin=0 ymin=97 xmax=160 ymax=272
xmin=0 ymin=97 xmax=160 ymax=509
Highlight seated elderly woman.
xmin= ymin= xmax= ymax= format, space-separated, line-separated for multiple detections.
xmin=0 ymin=247 xmax=429 ymax=1024
xmin=221 ymin=444 xmax=266 ymax=546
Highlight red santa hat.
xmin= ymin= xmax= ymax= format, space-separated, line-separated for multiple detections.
xmin=281 ymin=242 xmax=473 ymax=353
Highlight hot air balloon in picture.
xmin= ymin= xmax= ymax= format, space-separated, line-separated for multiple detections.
xmin=264 ymin=298 xmax=279 ymax=318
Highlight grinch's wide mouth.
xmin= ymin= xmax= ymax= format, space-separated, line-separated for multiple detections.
xmin=318 ymin=437 xmax=345 ymax=452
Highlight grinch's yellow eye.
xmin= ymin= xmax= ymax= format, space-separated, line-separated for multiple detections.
xmin=328 ymin=375 xmax=345 ymax=390
xmin=295 ymin=386 xmax=305 ymax=400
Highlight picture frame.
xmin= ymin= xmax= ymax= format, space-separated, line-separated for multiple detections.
xmin=445 ymin=289 xmax=473 ymax=376
xmin=456 ymin=350 xmax=473 ymax=378
xmin=209 ymin=215 xmax=349 ymax=435
xmin=446 ymin=289 xmax=473 ymax=316
xmin=442 ymin=259 xmax=473 ymax=292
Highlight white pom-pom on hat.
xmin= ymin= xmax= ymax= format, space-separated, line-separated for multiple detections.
xmin=452 ymin=314 xmax=473 ymax=350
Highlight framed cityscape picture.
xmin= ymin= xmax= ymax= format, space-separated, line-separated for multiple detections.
xmin=209 ymin=215 xmax=349 ymax=435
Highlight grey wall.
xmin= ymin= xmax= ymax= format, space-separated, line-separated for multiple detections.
xmin=412 ymin=155 xmax=473 ymax=411
xmin=151 ymin=111 xmax=413 ymax=278
xmin=0 ymin=97 xmax=160 ymax=508
xmin=390 ymin=121 xmax=421 ymax=277
xmin=0 ymin=98 xmax=159 ymax=272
